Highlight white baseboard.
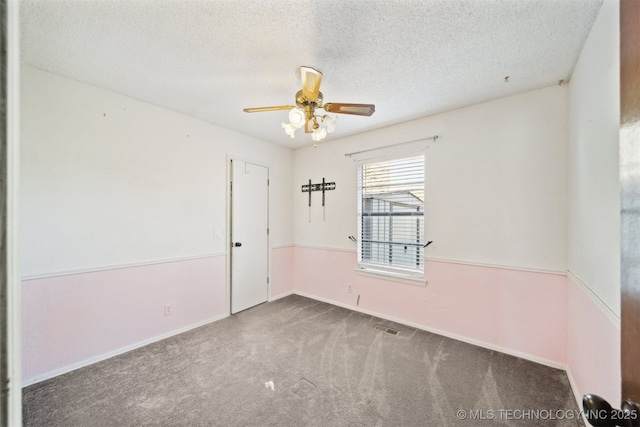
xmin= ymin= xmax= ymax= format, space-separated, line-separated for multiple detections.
xmin=22 ymin=313 xmax=229 ymax=387
xmin=293 ymin=291 xmax=566 ymax=371
xmin=566 ymin=367 xmax=589 ymax=425
xmin=269 ymin=290 xmax=294 ymax=302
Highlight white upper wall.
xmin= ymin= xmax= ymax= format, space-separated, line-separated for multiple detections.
xmin=20 ymin=65 xmax=293 ymax=277
xmin=568 ymin=0 xmax=620 ymax=317
xmin=293 ymin=85 xmax=569 ymax=273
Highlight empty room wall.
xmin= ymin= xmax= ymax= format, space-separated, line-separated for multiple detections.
xmin=20 ymin=65 xmax=294 ymax=384
xmin=292 ymin=85 xmax=570 ymax=366
xmin=567 ymin=0 xmax=620 ymax=406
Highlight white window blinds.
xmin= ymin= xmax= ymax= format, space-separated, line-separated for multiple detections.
xmin=358 ymin=155 xmax=425 ymax=274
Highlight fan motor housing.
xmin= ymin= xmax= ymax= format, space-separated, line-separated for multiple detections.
xmin=296 ymin=90 xmax=323 ymax=108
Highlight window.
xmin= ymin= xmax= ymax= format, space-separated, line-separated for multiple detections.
xmin=357 ymin=154 xmax=425 ymax=279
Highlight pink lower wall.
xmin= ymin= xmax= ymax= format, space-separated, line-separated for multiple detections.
xmin=566 ymin=275 xmax=620 ymax=406
xmin=270 ymin=246 xmax=294 ymax=299
xmin=293 ymin=246 xmax=568 ymax=366
xmin=22 ymin=244 xmax=621 ymax=405
xmin=21 ymin=255 xmax=227 ymax=384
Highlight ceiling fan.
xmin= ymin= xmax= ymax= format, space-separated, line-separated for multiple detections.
xmin=243 ymin=66 xmax=375 ymax=142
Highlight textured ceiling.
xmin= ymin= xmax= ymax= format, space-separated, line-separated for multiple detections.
xmin=20 ymin=0 xmax=603 ymax=149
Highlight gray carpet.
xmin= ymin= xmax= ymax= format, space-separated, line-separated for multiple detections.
xmin=23 ymin=295 xmax=584 ymax=426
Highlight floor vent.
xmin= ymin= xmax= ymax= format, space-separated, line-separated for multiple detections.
xmin=374 ymin=324 xmax=399 ymax=335
xmin=290 ymin=378 xmax=316 ymax=398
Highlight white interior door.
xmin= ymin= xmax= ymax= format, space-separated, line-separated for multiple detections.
xmin=230 ymin=159 xmax=269 ymax=314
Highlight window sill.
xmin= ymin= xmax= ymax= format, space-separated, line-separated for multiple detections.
xmin=354 ymin=267 xmax=427 ymax=287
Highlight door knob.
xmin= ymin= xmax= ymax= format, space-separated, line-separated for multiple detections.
xmin=582 ymin=394 xmax=639 ymax=426
xmin=623 ymin=401 xmax=640 ymax=427
xmin=234 ymin=242 xmax=242 ymax=247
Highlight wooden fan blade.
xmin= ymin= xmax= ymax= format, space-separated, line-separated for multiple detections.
xmin=243 ymin=105 xmax=295 ymax=113
xmin=323 ymin=103 xmax=375 ymax=116
xmin=299 ymin=66 xmax=323 ymax=101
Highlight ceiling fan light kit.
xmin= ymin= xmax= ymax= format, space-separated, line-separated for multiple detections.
xmin=311 ymin=126 xmax=327 ymax=142
xmin=289 ymin=108 xmax=305 ymax=128
xmin=244 ymin=66 xmax=375 ymax=145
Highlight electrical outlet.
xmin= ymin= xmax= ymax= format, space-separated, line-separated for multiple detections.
xmin=347 ymin=284 xmax=352 ymax=293
xmin=164 ymin=304 xmax=173 ymax=316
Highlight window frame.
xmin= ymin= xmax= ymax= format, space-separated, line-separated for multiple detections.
xmin=356 ymin=152 xmax=426 ymax=285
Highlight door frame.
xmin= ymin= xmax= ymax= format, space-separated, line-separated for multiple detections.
xmin=226 ymin=155 xmax=271 ymax=315
xmin=1 ymin=0 xmax=22 ymax=424
xmin=620 ymin=0 xmax=640 ymax=405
